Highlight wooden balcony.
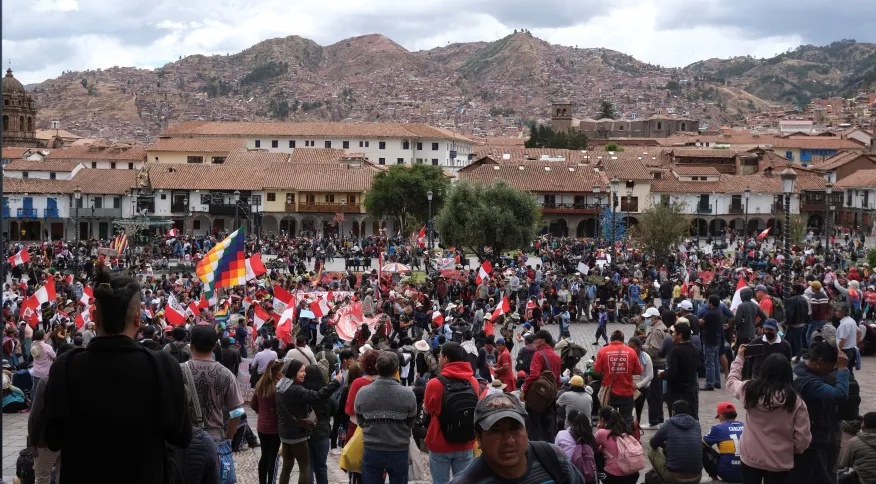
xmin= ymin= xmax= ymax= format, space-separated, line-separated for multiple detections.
xmin=540 ymin=202 xmax=602 ymax=214
xmin=298 ymin=202 xmax=361 ymax=213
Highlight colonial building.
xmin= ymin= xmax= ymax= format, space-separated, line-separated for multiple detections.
xmin=550 ymin=100 xmax=699 ymax=138
xmin=1 ymin=68 xmax=41 ymax=148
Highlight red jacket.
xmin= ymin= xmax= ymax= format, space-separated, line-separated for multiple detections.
xmin=594 ymin=342 xmax=643 ymax=397
xmin=522 ymin=345 xmax=562 ymax=393
xmin=424 ymin=361 xmax=480 ymax=453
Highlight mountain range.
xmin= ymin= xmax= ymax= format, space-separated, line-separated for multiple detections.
xmin=25 ymin=33 xmax=876 ymax=142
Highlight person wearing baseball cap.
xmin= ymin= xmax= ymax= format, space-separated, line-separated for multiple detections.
xmin=703 ymin=402 xmax=744 ymax=483
xmin=451 ymin=392 xmax=583 ymax=483
xmin=748 ymin=318 xmax=792 ymax=379
xmin=754 ymin=284 xmax=774 ymax=319
xmin=641 ymin=305 xmax=669 ymax=429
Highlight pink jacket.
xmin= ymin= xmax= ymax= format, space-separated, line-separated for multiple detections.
xmin=727 ymin=355 xmax=812 ymax=472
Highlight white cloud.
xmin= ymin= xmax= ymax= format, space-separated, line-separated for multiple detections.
xmin=1 ymin=0 xmax=872 ymax=83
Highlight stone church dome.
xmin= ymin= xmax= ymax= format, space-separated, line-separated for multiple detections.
xmin=2 ymin=68 xmax=26 ymax=94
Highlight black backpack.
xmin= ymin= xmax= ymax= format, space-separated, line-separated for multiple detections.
xmin=516 ymin=348 xmax=534 ymax=373
xmin=436 ymin=375 xmax=478 ymax=443
xmin=168 ymin=342 xmax=190 ymax=363
xmin=563 ymin=343 xmax=587 ymax=370
xmin=16 ymin=447 xmax=36 ymax=484
xmin=837 ymin=373 xmax=861 ymax=421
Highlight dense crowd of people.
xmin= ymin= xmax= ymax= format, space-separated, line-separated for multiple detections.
xmin=2 ymin=231 xmax=876 ymax=484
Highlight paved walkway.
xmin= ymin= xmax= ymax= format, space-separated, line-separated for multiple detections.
xmin=4 ymin=321 xmax=875 ymax=483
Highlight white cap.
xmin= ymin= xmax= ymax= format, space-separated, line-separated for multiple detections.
xmin=678 ymin=300 xmax=693 ymax=311
xmin=643 ymin=307 xmax=661 ymax=318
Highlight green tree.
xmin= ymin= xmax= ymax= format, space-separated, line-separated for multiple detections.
xmin=597 ymin=100 xmax=616 ymax=119
xmin=788 ymin=214 xmax=808 ymax=245
xmin=631 ymin=202 xmax=690 ymax=264
xmin=364 ymin=164 xmax=449 ymax=237
xmin=525 ymin=123 xmax=588 ymax=150
xmin=435 ymin=181 xmax=541 ymax=261
xmin=604 ymin=142 xmax=624 ymax=152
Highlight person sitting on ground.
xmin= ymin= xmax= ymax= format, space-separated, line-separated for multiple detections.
xmin=648 ymin=400 xmax=704 ymax=484
xmin=839 ymin=411 xmax=876 ymax=484
xmin=556 ymin=375 xmax=593 ymax=428
xmin=702 ymin=402 xmax=744 ymax=483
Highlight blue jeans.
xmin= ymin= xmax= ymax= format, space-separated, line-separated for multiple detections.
xmin=308 ymin=438 xmax=330 ymax=484
xmin=703 ymin=344 xmax=722 ymax=389
xmin=429 ymin=449 xmax=473 ymax=484
xmin=362 ymin=448 xmax=408 ymax=484
xmin=807 ymin=320 xmax=827 ymax=346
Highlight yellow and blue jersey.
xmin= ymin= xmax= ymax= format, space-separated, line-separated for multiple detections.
xmin=703 ymin=420 xmax=744 ymax=482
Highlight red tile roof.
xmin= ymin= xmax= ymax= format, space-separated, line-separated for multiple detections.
xmin=671 ymin=149 xmax=738 ymax=159
xmin=45 ymin=146 xmax=147 ymax=161
xmin=3 ymin=160 xmax=82 ymax=172
xmin=3 ymin=169 xmax=137 ymax=195
xmin=224 ymin=151 xmax=292 ymax=164
xmin=652 ymin=171 xmax=827 ymax=194
xmin=147 ymin=137 xmax=246 ymax=153
xmin=162 ymin=121 xmax=473 ymax=143
xmin=771 ymin=138 xmax=864 ymax=150
xmin=834 ymin=169 xmax=876 ymax=189
xmin=459 ymin=163 xmax=608 ymax=193
xmin=671 ymin=165 xmax=721 ymax=176
xmin=1 ymin=147 xmax=34 ymax=159
xmin=813 ymin=152 xmax=876 ymax=171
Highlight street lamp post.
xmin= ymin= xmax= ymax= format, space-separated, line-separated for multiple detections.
xmin=73 ymin=187 xmax=81 ymax=273
xmin=591 ymin=184 xmax=602 ymax=239
xmin=610 ymin=177 xmax=620 ymax=249
xmin=860 ymin=191 xmax=866 ymax=244
xmin=625 ymin=187 xmax=633 ymax=247
xmin=780 ymin=167 xmax=797 ymax=301
xmin=825 ymin=182 xmax=833 ymax=248
xmin=233 ymin=190 xmax=240 ymax=231
xmin=340 ymin=199 xmax=346 ymax=238
xmin=427 ymin=190 xmax=434 ymax=252
xmin=744 ymin=188 xmax=751 ymax=240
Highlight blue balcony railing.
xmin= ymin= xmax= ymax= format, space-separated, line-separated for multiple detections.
xmin=2 ymin=207 xmax=9 ymax=218
xmin=44 ymin=208 xmax=59 ymax=218
xmin=17 ymin=208 xmax=38 ymax=218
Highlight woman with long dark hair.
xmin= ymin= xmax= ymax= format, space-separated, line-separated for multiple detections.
xmin=252 ymin=360 xmax=284 ymax=484
xmin=334 ymin=362 xmax=363 ymax=452
xmin=594 ymin=407 xmax=641 ymax=484
xmin=555 ymin=410 xmax=598 ymax=484
xmin=276 ymin=359 xmax=342 ymax=484
xmin=303 ymin=365 xmax=334 ymax=484
xmin=728 ymin=348 xmax=811 ymax=483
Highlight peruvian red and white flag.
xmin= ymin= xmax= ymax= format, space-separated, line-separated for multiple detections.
xmin=64 ymin=274 xmax=73 ymax=285
xmin=253 ymin=304 xmax=271 ymax=332
xmin=276 ymin=306 xmax=296 ymax=344
xmin=7 ymin=249 xmax=30 ymax=267
xmin=33 ymin=279 xmax=57 ymax=305
xmin=242 ymin=296 xmax=252 ymax=314
xmin=165 ymin=293 xmax=186 ymax=326
xmin=492 ymin=296 xmax=511 ymax=320
xmin=680 ymin=269 xmax=690 ymax=298
xmin=21 ymin=297 xmax=42 ymax=328
xmin=245 ymin=253 xmax=267 ymax=281
xmin=730 ymin=276 xmax=749 ymax=312
xmin=75 ymin=305 xmax=93 ymax=330
xmin=416 ymin=227 xmax=426 ymax=249
xmin=273 ymin=284 xmax=294 ymax=314
xmin=310 ymin=297 xmax=330 ymax=318
xmin=476 ymin=259 xmax=493 ymax=284
xmin=167 ymin=228 xmax=179 ymax=237
xmin=198 ymin=295 xmax=210 ymax=309
xmin=79 ymin=286 xmax=93 ymax=305
xmin=757 ymin=227 xmax=771 ymax=240
xmin=432 ymin=311 xmax=445 ymax=326
xmin=187 ymin=300 xmax=200 ymax=317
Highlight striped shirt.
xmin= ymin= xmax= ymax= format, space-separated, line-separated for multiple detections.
xmin=450 ymin=443 xmax=585 ymax=484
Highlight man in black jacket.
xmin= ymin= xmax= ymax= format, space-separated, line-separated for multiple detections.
xmin=748 ymin=319 xmax=793 ymax=378
xmin=784 ymin=284 xmax=810 ymax=363
xmin=659 ymin=322 xmax=700 ymax=420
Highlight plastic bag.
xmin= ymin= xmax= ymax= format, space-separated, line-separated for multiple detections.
xmin=339 ymin=426 xmax=364 ymax=473
xmin=408 ymin=438 xmax=425 ymax=481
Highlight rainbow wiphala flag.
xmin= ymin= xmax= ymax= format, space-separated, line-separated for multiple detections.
xmin=196 ymin=227 xmax=246 ymax=292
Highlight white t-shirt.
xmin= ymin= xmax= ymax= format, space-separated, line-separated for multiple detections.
xmin=836 ymin=316 xmax=858 ymax=350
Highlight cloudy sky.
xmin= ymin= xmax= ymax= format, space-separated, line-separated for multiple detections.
xmin=3 ymin=0 xmax=875 ymax=84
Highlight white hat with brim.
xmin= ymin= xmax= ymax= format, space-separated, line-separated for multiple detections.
xmin=414 ymin=340 xmax=430 ymax=352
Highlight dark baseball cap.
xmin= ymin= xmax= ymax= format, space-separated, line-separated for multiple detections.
xmin=475 ymin=392 xmax=528 ymax=430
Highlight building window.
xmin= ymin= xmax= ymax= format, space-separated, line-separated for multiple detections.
xmin=681 ymin=123 xmax=687 ymax=131
xmin=397 ymin=158 xmax=404 ymax=165
xmin=200 ymin=194 xmax=212 ymax=205
xmin=160 ymin=194 xmax=167 ymax=200
xmin=187 ymin=156 xmax=204 ymax=164
xmin=93 ymin=197 xmax=103 ymax=209
xmin=343 ymin=141 xmax=350 ymax=149
xmin=417 ymin=142 xmax=423 ymax=150
xmin=75 ymin=198 xmax=82 ymax=208
xmin=416 ymin=158 xmax=423 ymax=164
xmin=267 ymin=193 xmax=276 ymax=202
xmin=325 ymin=141 xmax=332 ymax=148
xmin=289 ymin=140 xmax=295 ymax=148
xmin=50 ymin=172 xmax=56 ymax=180
xmin=110 ymin=162 xmax=116 ymax=169
xmin=432 ymin=159 xmax=438 ymax=165
xmin=657 ymin=122 xmax=663 ymax=130
xmin=403 ymin=141 xmax=410 ymax=150
xmin=432 ymin=143 xmax=439 ymax=150
xmin=212 ymin=157 xmax=226 ymax=164
xmin=847 ymin=190 xmax=853 ymax=206
xmin=626 ymin=180 xmax=634 ymax=189
xmin=359 ymin=141 xmax=364 ymax=147
xmin=113 ymin=197 xmax=121 ymax=208
xmin=286 ymin=193 xmax=295 ymax=204
xmin=325 ymin=194 xmax=335 ymax=203
xmin=785 ymin=151 xmax=794 ymax=161
xmin=128 ymin=163 xmax=134 ymax=169
xmin=92 ymin=162 xmax=97 ymax=168
xmin=653 ymin=172 xmax=662 ymax=180
xmin=251 ymin=195 xmax=262 ymax=206
xmin=618 ymin=125 xmax=623 ymax=130
xmin=22 ymin=172 xmax=28 ymax=178
xmin=255 ymin=140 xmax=261 ymax=148
xmin=349 ymin=195 xmax=356 ymax=204
xmin=193 ymin=220 xmax=201 ymax=230
xmin=379 ymin=158 xmax=385 ymax=165
xmin=365 ymin=141 xmax=369 ymax=147
xmin=379 ymin=141 xmax=386 ymax=149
